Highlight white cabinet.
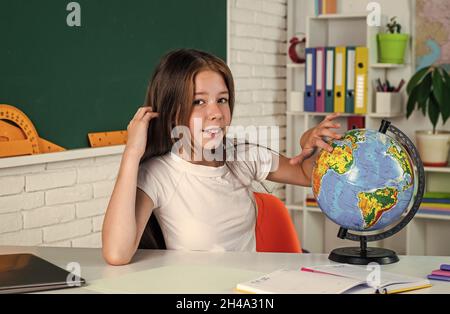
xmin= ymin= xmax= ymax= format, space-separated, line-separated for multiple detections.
xmin=286 ymin=0 xmax=450 ymax=256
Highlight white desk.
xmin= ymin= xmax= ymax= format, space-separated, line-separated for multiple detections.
xmin=1 ymin=246 xmax=449 ymax=294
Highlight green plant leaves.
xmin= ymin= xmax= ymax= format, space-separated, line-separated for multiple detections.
xmin=417 ymin=72 xmax=432 ymax=105
xmin=441 ymin=69 xmax=450 ymax=124
xmin=406 ymin=66 xmax=450 ymax=128
xmin=407 ymin=67 xmax=430 ymax=95
xmin=406 ymin=85 xmax=419 ymax=118
xmin=433 ymin=69 xmax=445 ymax=107
xmin=406 ymin=71 xmax=431 ymax=119
xmin=429 ymin=93 xmax=440 ymax=133
xmin=387 ymin=17 xmax=401 ymax=34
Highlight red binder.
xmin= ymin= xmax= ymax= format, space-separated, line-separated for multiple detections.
xmin=315 ymin=47 xmax=326 ymax=113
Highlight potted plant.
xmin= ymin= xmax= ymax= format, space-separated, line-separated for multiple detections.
xmin=407 ymin=65 xmax=450 ymax=167
xmin=377 ymin=17 xmax=409 ymax=64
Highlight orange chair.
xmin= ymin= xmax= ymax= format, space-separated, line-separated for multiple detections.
xmin=254 ymin=193 xmax=302 ymax=253
xmin=139 ymin=192 xmax=303 ymax=253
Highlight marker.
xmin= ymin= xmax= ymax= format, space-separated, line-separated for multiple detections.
xmin=395 ymin=79 xmax=405 ymax=92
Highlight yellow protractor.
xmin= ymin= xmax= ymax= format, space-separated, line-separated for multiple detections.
xmin=0 ymin=104 xmax=65 ymax=158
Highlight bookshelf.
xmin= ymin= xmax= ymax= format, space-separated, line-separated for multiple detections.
xmin=287 ymin=63 xmax=305 ymax=69
xmin=286 ymin=0 xmax=450 ymax=256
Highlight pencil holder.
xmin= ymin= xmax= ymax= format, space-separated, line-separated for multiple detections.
xmin=375 ymin=92 xmax=402 ymax=115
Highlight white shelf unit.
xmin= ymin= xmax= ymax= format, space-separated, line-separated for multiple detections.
xmin=287 ymin=63 xmax=305 ymax=69
xmin=286 ymin=0 xmax=450 ymax=256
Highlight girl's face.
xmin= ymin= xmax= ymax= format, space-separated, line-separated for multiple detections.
xmin=189 ymin=70 xmax=231 ymax=151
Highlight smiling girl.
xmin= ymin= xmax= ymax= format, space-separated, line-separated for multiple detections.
xmin=102 ymin=49 xmax=342 ymax=265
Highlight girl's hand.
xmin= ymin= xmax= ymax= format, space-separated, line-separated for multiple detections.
xmin=124 ymin=106 xmax=159 ymax=159
xmin=290 ymin=113 xmax=343 ymax=165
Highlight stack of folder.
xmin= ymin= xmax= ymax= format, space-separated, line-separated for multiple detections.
xmin=315 ymin=0 xmax=337 ymax=16
xmin=304 ymin=46 xmax=369 ymax=115
xmin=427 ymin=264 xmax=450 ymax=282
xmin=418 ymin=192 xmax=450 ymax=216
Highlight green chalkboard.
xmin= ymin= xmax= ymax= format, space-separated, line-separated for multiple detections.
xmin=0 ymin=0 xmax=227 ymax=149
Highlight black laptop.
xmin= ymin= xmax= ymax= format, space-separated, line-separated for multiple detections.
xmin=0 ymin=253 xmax=86 ymax=294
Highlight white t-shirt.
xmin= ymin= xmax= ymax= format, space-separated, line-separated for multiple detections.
xmin=136 ymin=144 xmax=275 ymax=252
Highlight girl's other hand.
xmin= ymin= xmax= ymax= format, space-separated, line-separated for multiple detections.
xmin=290 ymin=113 xmax=343 ymax=165
xmin=124 ymin=106 xmax=159 ymax=159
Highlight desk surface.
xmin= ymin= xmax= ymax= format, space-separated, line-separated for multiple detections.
xmin=1 ymin=246 xmax=449 ymax=294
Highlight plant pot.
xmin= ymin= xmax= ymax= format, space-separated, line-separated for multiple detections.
xmin=416 ymin=131 xmax=450 ymax=167
xmin=377 ymin=33 xmax=409 ymax=64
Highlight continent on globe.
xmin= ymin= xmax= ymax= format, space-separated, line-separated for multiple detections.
xmin=387 ymin=141 xmax=414 ymax=191
xmin=357 ymin=187 xmax=399 ymax=229
xmin=312 ymin=139 xmax=355 ymax=197
xmin=344 ymin=130 xmax=366 ymax=149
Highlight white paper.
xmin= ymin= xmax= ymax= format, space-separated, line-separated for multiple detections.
xmin=236 ymin=269 xmax=365 ymax=294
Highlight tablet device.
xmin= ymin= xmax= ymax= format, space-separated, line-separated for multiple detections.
xmin=0 ymin=253 xmax=86 ymax=294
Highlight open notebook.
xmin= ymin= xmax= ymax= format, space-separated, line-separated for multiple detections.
xmin=236 ymin=265 xmax=432 ymax=294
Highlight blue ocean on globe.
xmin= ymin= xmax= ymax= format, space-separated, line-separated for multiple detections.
xmin=312 ymin=129 xmax=415 ymax=232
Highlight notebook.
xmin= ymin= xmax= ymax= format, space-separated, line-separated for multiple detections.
xmin=236 ymin=265 xmax=432 ymax=294
xmin=0 ymin=253 xmax=86 ymax=294
xmin=236 ymin=269 xmax=363 ymax=294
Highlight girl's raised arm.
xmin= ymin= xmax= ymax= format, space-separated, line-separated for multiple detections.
xmin=267 ymin=114 xmax=342 ymax=187
xmin=102 ymin=107 xmax=158 ymax=265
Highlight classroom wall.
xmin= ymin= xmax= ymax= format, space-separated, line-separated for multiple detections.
xmin=229 ymin=0 xmax=288 ymax=199
xmin=0 ymin=0 xmax=288 ymax=248
xmin=0 ymin=155 xmax=120 ymax=247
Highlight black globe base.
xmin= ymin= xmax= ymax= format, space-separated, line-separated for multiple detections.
xmin=329 ymin=247 xmax=399 ymax=265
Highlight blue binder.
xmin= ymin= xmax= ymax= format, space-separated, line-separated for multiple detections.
xmin=345 ymin=47 xmax=356 ymax=113
xmin=304 ymin=48 xmax=316 ymax=112
xmin=325 ymin=47 xmax=335 ymax=113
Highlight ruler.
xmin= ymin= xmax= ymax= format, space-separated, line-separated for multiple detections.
xmin=88 ymin=130 xmax=128 ymax=148
xmin=0 ymin=104 xmax=65 ymax=158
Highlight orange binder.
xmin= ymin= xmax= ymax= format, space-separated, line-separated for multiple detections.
xmin=323 ymin=0 xmax=337 ymax=14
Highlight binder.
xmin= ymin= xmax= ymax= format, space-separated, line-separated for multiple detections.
xmin=323 ymin=0 xmax=337 ymax=14
xmin=304 ymin=48 xmax=316 ymax=112
xmin=325 ymin=47 xmax=335 ymax=113
xmin=315 ymin=0 xmax=322 ymax=16
xmin=334 ymin=47 xmax=346 ymax=113
xmin=345 ymin=47 xmax=356 ymax=113
xmin=347 ymin=116 xmax=366 ymax=130
xmin=316 ymin=48 xmax=326 ymax=113
xmin=355 ymin=47 xmax=369 ymax=114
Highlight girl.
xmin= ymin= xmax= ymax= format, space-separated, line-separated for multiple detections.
xmin=102 ymin=49 xmax=342 ymax=265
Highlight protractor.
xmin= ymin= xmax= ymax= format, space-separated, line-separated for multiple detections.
xmin=0 ymin=104 xmax=40 ymax=155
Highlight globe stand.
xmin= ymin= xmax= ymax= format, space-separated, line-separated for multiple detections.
xmin=329 ymin=230 xmax=399 ymax=265
xmin=327 ymin=120 xmax=425 ymax=265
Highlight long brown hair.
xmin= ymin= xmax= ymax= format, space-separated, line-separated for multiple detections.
xmin=138 ymin=49 xmax=271 ymax=250
xmin=140 ymin=49 xmax=235 ymax=164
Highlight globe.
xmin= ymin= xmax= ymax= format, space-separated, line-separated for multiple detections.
xmin=312 ymin=129 xmax=415 ymax=232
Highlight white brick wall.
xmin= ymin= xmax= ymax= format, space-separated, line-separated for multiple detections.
xmin=0 ymin=0 xmax=288 ymax=247
xmin=229 ymin=0 xmax=287 ymax=200
xmin=0 ymin=154 xmax=120 ymax=248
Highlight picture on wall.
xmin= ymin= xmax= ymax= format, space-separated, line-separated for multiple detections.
xmin=415 ymin=0 xmax=450 ymax=71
